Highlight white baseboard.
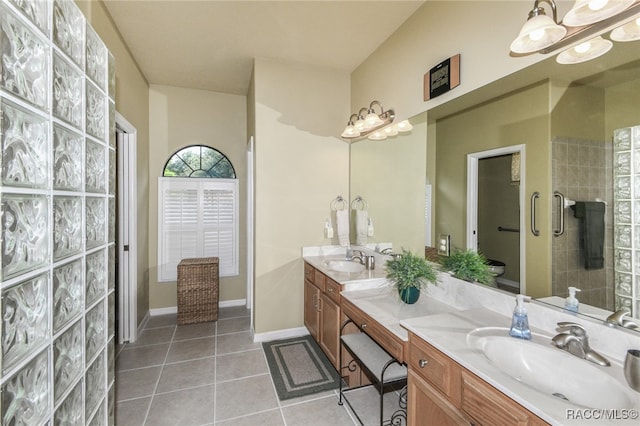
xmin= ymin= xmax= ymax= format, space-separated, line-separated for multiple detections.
xmin=496 ymin=277 xmax=520 ymax=289
xmin=149 ymin=298 xmax=248 ymax=316
xmin=252 ymin=326 xmax=309 ymax=343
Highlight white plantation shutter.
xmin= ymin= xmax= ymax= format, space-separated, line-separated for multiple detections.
xmin=158 ymin=177 xmax=239 ymax=281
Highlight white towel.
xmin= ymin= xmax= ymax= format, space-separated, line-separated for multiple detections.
xmin=355 ymin=209 xmax=368 ymax=245
xmin=336 ymin=209 xmax=350 ymax=247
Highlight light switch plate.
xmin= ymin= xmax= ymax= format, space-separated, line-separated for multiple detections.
xmin=437 ymin=233 xmax=450 ymax=256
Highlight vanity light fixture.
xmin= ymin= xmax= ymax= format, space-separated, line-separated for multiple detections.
xmin=341 ymin=100 xmax=395 ymax=141
xmin=556 ymin=35 xmax=613 ymax=63
xmin=511 ymin=0 xmax=640 ymax=56
xmin=610 ymin=14 xmax=640 ymax=40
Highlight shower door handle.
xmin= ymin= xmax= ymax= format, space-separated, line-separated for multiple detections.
xmin=553 ymin=191 xmax=565 ymax=236
xmin=530 ymin=192 xmax=540 ymax=236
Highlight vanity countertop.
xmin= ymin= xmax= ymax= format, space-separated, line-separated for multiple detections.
xmin=302 ymin=248 xmax=390 ymax=290
xmin=401 ymin=310 xmax=640 ymax=426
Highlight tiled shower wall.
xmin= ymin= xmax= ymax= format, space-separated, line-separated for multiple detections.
xmin=552 ymin=137 xmax=614 ymax=310
xmin=0 ymin=0 xmax=115 ymax=425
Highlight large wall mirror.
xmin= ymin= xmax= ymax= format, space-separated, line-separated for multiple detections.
xmin=349 ymin=38 xmax=640 ymax=330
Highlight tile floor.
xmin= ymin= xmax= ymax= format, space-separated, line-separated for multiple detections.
xmin=115 ymin=306 xmax=397 ymax=425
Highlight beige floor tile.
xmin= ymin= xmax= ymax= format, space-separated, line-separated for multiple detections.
xmin=128 ymin=326 xmax=175 ymax=347
xmin=340 ymin=386 xmax=404 ymax=426
xmin=281 ymin=394 xmax=356 ymax=426
xmin=215 ymin=348 xmax=267 ymax=382
xmin=155 ymin=357 xmax=216 ymax=393
xmin=214 ymin=408 xmax=284 ymax=426
xmin=116 ymin=344 xmax=170 ymax=371
xmin=115 ymin=397 xmax=151 ymax=426
xmin=216 ymin=331 xmax=260 ymax=355
xmin=165 ymin=337 xmax=215 ymax=363
xmin=215 ymin=375 xmax=278 ymax=421
xmin=115 ymin=366 xmax=162 ymax=401
xmin=145 ymin=385 xmax=215 ymax=425
xmin=217 ymin=306 xmax=250 ymax=320
xmin=217 ymin=316 xmax=250 ymax=335
xmin=173 ymin=322 xmax=216 ymax=341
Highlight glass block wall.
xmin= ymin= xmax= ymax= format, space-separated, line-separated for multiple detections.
xmin=0 ymin=0 xmax=116 ymax=425
xmin=613 ymin=125 xmax=640 ymax=319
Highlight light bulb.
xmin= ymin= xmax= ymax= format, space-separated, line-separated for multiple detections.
xmin=574 ymin=41 xmax=591 ymax=53
xmin=588 ymin=0 xmax=609 ymax=11
xmin=529 ymin=28 xmax=545 ymax=41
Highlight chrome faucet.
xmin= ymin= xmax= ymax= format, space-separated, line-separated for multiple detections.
xmin=606 ymin=308 xmax=639 ymax=330
xmin=348 ymin=249 xmax=366 ymax=264
xmin=552 ymin=322 xmax=610 ymax=367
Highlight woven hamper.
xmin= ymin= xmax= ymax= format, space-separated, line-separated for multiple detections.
xmin=177 ymin=257 xmax=219 ymax=325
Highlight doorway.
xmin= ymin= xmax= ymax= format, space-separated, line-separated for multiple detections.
xmin=116 ymin=112 xmax=138 ymax=343
xmin=467 ymin=145 xmax=525 ymax=294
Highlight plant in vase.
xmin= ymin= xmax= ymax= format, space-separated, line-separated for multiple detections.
xmin=441 ymin=249 xmax=494 ymax=286
xmin=386 ymin=249 xmax=438 ymax=304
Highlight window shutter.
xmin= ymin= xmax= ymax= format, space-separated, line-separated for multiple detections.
xmin=158 ymin=178 xmax=238 ymax=281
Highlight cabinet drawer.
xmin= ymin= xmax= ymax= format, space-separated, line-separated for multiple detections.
xmin=342 ymin=298 xmax=405 ymax=362
xmin=408 ymin=333 xmax=460 ymax=403
xmin=325 ymin=277 xmax=341 ymax=304
xmin=304 ymin=262 xmax=314 ymax=283
xmin=314 ymin=270 xmax=326 ymax=291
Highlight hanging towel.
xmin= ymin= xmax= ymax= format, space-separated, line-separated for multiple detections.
xmin=336 ymin=209 xmax=349 ymax=247
xmin=355 ymin=209 xmax=368 ymax=245
xmin=571 ymin=201 xmax=605 ymax=270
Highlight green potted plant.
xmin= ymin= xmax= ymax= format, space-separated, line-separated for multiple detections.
xmin=386 ymin=249 xmax=438 ymax=304
xmin=441 ymin=249 xmax=494 ymax=286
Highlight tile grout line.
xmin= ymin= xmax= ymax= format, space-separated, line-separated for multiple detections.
xmin=141 ymin=325 xmax=177 ymax=426
xmin=213 ymin=319 xmax=218 ymax=425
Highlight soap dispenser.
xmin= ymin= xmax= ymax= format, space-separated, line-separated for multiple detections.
xmin=564 ymin=286 xmax=581 ymax=313
xmin=509 ymin=294 xmax=532 ymax=340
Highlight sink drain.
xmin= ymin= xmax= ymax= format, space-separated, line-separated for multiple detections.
xmin=553 ymin=392 xmax=569 ymax=401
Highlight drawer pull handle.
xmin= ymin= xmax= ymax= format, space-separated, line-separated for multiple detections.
xmin=361 ymin=324 xmax=367 ymax=329
xmin=419 ymin=359 xmax=428 ymax=368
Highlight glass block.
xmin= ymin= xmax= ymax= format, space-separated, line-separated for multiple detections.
xmin=53 ymin=196 xmax=83 ymax=261
xmin=1 ymin=273 xmax=48 ymax=373
xmin=107 ymin=337 xmax=114 ymax=385
xmin=108 ymin=198 xmax=115 ymax=243
xmin=54 ymin=379 xmax=83 ymax=426
xmin=86 ymin=197 xmax=106 ymax=249
xmin=108 ymin=386 xmax=114 ymax=426
xmin=108 ymin=149 xmax=116 ymax=195
xmin=53 ymin=123 xmax=83 ymax=191
xmin=108 ymin=101 xmax=115 ymax=149
xmin=0 ymin=4 xmax=48 ymax=110
xmin=1 ymin=348 xmax=49 ymax=426
xmin=615 ymin=272 xmax=633 ymax=297
xmin=616 ymin=295 xmax=632 ymax=311
xmin=53 ymin=0 xmax=84 ymax=67
xmin=86 ymin=24 xmax=106 ymax=90
xmin=615 ymin=200 xmax=632 ymax=224
xmin=53 ymin=259 xmax=83 ymax=333
xmin=1 ymin=98 xmax=49 ymax=189
xmin=615 ymin=249 xmax=632 ymax=273
xmin=85 ymin=301 xmax=105 ymax=362
xmin=86 ymin=249 xmax=106 ymax=307
xmin=614 ymin=151 xmax=631 ymax=175
xmin=8 ymin=0 xmax=49 ymax=33
xmin=108 ymin=291 xmax=115 ymax=339
xmin=108 ymin=245 xmax=115 ymax=291
xmin=107 ymin=51 xmax=115 ymax=101
xmin=614 ymin=127 xmax=631 ymax=150
xmin=53 ymin=319 xmax=83 ymax=403
xmin=615 ymin=224 xmax=632 ymax=248
xmin=53 ymin=51 xmax=83 ymax=129
xmin=86 ymin=82 xmax=106 ymax=142
xmin=614 ymin=176 xmax=631 ymax=200
xmin=1 ymin=194 xmax=49 ymax=279
xmin=85 ymin=351 xmax=105 ymax=420
xmin=86 ymin=139 xmax=106 ymax=193
xmin=88 ymin=399 xmax=106 ymax=426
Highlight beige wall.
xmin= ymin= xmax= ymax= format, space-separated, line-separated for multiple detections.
xmin=605 ymin=78 xmax=640 ymax=136
xmin=252 ymin=58 xmax=350 ymax=334
xmin=148 ymin=85 xmax=247 ymax=308
xmin=78 ymin=0 xmax=151 ymax=324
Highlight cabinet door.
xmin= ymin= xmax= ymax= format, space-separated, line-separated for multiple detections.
xmin=408 ymin=370 xmax=472 ymax=426
xmin=304 ymin=279 xmax=320 ymax=340
xmin=319 ymin=295 xmax=340 ymax=368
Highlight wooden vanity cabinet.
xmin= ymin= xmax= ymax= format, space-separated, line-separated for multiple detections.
xmin=408 ymin=332 xmax=548 ymax=426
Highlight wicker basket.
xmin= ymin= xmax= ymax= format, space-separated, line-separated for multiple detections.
xmin=177 ymin=257 xmax=219 ymax=325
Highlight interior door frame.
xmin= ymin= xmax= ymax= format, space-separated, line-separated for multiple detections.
xmin=466 ymin=144 xmax=526 ymax=294
xmin=116 ymin=111 xmax=138 ymax=343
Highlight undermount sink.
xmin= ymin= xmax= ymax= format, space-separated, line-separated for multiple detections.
xmin=325 ymin=260 xmax=365 ymax=273
xmin=467 ymin=328 xmax=635 ymax=410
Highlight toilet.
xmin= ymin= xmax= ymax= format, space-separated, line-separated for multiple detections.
xmin=487 ymin=259 xmax=505 ymax=278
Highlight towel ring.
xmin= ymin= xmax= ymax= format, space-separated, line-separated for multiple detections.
xmin=351 ymin=196 xmax=368 ymax=210
xmin=331 ymin=196 xmax=347 ymax=211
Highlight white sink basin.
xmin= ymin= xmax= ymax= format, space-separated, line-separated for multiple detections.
xmin=467 ymin=328 xmax=635 ymax=409
xmin=326 ymin=260 xmax=365 ymax=273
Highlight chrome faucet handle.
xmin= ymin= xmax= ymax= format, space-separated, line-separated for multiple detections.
xmin=556 ymin=322 xmax=586 ymax=337
xmin=380 ymin=247 xmax=394 ymax=255
xmin=606 ymin=308 xmax=631 ymax=326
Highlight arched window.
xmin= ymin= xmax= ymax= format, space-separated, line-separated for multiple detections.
xmin=163 ymin=145 xmax=236 ymax=178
